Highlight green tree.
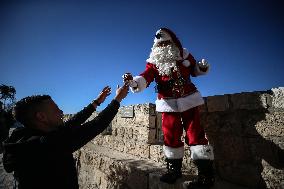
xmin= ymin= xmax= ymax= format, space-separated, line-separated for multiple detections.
xmin=0 ymin=84 xmax=16 ymax=110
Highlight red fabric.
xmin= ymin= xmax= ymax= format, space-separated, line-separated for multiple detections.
xmin=162 ymin=107 xmax=208 ymax=147
xmin=139 ymin=53 xmax=198 ymax=99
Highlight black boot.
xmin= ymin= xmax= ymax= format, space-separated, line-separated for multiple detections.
xmin=160 ymin=158 xmax=182 ymax=184
xmin=187 ymin=160 xmax=214 ymax=189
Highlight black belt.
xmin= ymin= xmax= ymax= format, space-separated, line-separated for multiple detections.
xmin=155 ymin=77 xmax=190 ymax=93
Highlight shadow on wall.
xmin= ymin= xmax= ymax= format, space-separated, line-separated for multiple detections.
xmin=202 ymin=96 xmax=284 ymax=189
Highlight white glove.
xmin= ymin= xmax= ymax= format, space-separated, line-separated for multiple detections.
xmin=198 ymin=59 xmax=209 ymax=70
xmin=128 ymin=80 xmax=138 ymax=88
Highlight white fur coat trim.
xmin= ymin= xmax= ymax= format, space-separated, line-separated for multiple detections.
xmin=182 ymin=48 xmax=189 ymax=59
xmin=155 ymin=91 xmax=204 ymax=112
xmin=130 ymin=76 xmax=147 ymax=93
xmin=190 ymin=145 xmax=214 ymax=160
xmin=163 ymin=145 xmax=184 ymax=159
xmin=182 ymin=48 xmax=190 ymax=67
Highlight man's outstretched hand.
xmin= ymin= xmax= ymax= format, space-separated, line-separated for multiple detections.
xmin=93 ymin=86 xmax=112 ymax=106
xmin=114 ymin=83 xmax=129 ymax=102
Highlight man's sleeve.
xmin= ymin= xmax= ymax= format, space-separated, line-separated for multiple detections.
xmin=40 ymin=100 xmax=120 ymax=153
xmin=64 ymin=104 xmax=95 ymax=128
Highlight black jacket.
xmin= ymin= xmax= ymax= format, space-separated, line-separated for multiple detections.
xmin=0 ymin=109 xmax=15 ymax=145
xmin=2 ymin=100 xmax=120 ymax=189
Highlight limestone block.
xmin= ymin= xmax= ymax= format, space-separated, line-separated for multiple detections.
xmin=113 ymin=104 xmax=155 ymax=128
xmin=125 ymin=168 xmax=149 ymax=189
xmin=147 ymin=127 xmax=158 ymax=144
xmin=199 ymin=101 xmax=208 ymax=113
xmin=254 ymin=112 xmax=284 ymax=137
xmin=123 ymin=142 xmax=150 ymax=159
xmin=149 ymin=145 xmax=164 ymax=163
xmin=271 ymin=87 xmax=284 ymax=109
xmin=149 ymin=115 xmax=157 ymax=129
xmin=216 ymin=161 xmax=264 ymax=188
xmin=124 ymin=127 xmax=134 ymax=139
xmin=262 ymin=159 xmax=284 ymax=189
xmin=77 ymin=144 xmax=167 ymax=189
xmin=207 ymin=95 xmax=229 ymax=112
xmin=116 ymin=127 xmax=125 ymax=138
xmin=213 ymin=136 xmax=251 ymax=161
xmin=130 ymin=126 xmax=156 ymax=143
xmin=230 ymin=92 xmax=268 ymax=110
xmin=148 ymin=172 xmax=193 ymax=189
xmin=182 ymin=147 xmax=197 ymax=174
xmin=200 ymin=113 xmax=222 ymax=133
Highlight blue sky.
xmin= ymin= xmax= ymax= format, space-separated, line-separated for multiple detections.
xmin=1 ymin=0 xmax=283 ymax=113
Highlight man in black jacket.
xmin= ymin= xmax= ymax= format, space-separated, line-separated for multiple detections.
xmin=2 ymin=84 xmax=129 ymax=189
xmin=0 ymin=102 xmax=15 ymax=152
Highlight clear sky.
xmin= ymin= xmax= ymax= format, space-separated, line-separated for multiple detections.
xmin=1 ymin=0 xmax=283 ymax=113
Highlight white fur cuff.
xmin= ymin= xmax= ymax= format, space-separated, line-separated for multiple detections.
xmin=129 ymin=80 xmax=138 ymax=88
xmin=190 ymin=145 xmax=214 ymax=160
xmin=130 ymin=76 xmax=147 ymax=93
xmin=163 ymin=145 xmax=184 ymax=159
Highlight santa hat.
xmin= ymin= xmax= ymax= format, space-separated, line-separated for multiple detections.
xmin=154 ymin=28 xmax=190 ymax=67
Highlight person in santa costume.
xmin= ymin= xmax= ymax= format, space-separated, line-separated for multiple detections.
xmin=123 ymin=28 xmax=214 ymax=188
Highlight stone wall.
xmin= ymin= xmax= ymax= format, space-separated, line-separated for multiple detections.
xmin=77 ymin=87 xmax=284 ymax=189
xmin=1 ymin=88 xmax=283 ymax=189
xmin=202 ymin=88 xmax=284 ymax=188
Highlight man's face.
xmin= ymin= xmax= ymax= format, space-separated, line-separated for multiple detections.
xmin=40 ymin=99 xmax=64 ymax=130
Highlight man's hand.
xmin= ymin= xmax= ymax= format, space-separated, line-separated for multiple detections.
xmin=114 ymin=84 xmax=129 ymax=102
xmin=93 ymin=86 xmax=111 ymax=107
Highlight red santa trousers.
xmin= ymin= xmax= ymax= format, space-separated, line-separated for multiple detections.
xmin=161 ymin=106 xmax=208 ymax=148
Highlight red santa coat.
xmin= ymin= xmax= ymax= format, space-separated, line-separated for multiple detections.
xmin=131 ymin=48 xmax=209 ymax=113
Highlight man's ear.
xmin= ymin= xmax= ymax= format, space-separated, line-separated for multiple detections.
xmin=35 ymin=111 xmax=47 ymax=122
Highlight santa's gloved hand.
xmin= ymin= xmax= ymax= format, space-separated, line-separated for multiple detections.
xmin=198 ymin=59 xmax=210 ymax=72
xmin=122 ymin=73 xmax=138 ymax=88
xmin=122 ymin=73 xmax=133 ymax=82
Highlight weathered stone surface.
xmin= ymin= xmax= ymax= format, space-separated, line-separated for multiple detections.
xmin=207 ymin=95 xmax=229 ymax=112
xmin=0 ymin=154 xmax=14 ymax=189
xmin=262 ymin=159 xmax=284 ymax=189
xmin=254 ymin=112 xmax=284 ymax=137
xmin=113 ymin=103 xmax=156 ymax=128
xmin=230 ymin=92 xmax=269 ymax=110
xmin=84 ymin=88 xmax=283 ymax=188
xmin=271 ymin=87 xmax=284 ymax=109
xmin=199 ymin=99 xmax=208 ymax=113
xmin=62 ymin=88 xmax=284 ymax=189
xmin=149 ymin=145 xmax=164 ymax=163
xmin=77 ymin=143 xmax=165 ymax=189
xmin=77 ymin=144 xmax=256 ymax=189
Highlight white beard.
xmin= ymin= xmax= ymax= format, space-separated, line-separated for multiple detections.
xmin=147 ymin=44 xmax=181 ymax=76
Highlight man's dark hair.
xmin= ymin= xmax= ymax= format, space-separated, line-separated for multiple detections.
xmin=14 ymin=95 xmax=52 ymax=127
